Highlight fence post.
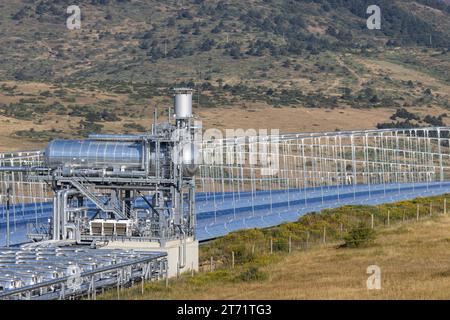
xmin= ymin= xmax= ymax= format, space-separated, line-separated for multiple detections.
xmin=340 ymin=223 xmax=343 ymax=236
xmin=141 ymin=276 xmax=144 ymax=295
xmin=92 ymin=278 xmax=97 ymax=300
xmin=387 ymin=210 xmax=390 ymax=226
xmin=270 ymin=238 xmax=273 ymax=254
xmin=288 ymin=236 xmax=292 ymax=254
xmin=117 ymin=270 xmax=121 ymax=300
xmin=210 ymin=256 xmax=214 ymax=272
xmin=430 ymin=203 xmax=432 ymax=217
xmin=252 ymin=244 xmax=255 ymax=255
xmin=231 ymin=251 xmax=235 ymax=269
xmin=191 ymin=262 xmax=194 ymax=277
xmin=323 ymin=226 xmax=326 ymax=244
xmin=402 ymin=210 xmax=405 ymax=223
xmin=445 ymin=198 xmax=447 ymax=215
xmin=371 ymin=214 xmax=374 ymax=229
xmin=416 ymin=204 xmax=419 ymax=221
xmin=306 ymin=231 xmax=309 ymax=250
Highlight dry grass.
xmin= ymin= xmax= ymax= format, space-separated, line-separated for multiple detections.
xmin=105 ymin=215 xmax=450 ymax=300
xmin=197 ymin=105 xmax=396 ymax=133
xmin=0 ymin=104 xmax=398 ymax=151
xmin=362 ymin=58 xmax=450 ymax=97
xmin=3 ymin=102 xmax=449 ymax=152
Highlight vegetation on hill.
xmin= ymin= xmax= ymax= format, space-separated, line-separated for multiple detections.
xmin=2 ymin=1 xmax=450 ymax=84
xmin=0 ymin=1 xmax=449 ymax=143
xmin=377 ymin=108 xmax=448 ymax=129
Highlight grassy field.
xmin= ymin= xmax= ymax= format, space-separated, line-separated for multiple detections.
xmin=98 ymin=195 xmax=450 ymax=300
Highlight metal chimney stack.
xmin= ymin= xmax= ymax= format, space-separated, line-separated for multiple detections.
xmin=174 ymin=88 xmax=193 ymax=120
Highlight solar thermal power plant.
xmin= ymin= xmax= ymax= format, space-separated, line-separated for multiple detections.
xmin=2 ymin=89 xmax=450 ymax=299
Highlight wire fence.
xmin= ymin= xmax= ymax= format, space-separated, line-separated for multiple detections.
xmin=97 ymin=196 xmax=449 ymax=298
xmin=196 ymin=196 xmax=449 ymax=273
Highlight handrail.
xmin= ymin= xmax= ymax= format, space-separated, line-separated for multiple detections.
xmin=0 ymin=252 xmax=167 ymax=299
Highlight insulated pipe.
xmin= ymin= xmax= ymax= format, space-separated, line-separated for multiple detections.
xmin=0 ymin=167 xmax=51 ymax=172
xmin=104 ymin=171 xmax=147 ymax=178
xmin=52 ymin=195 xmax=56 ymax=240
xmin=87 ymin=134 xmax=146 ymax=141
xmin=62 ymin=189 xmax=79 ymax=241
xmin=58 ymin=169 xmax=147 ymax=178
xmin=53 ymin=190 xmax=65 ymax=240
xmin=178 ymin=227 xmax=186 ymax=269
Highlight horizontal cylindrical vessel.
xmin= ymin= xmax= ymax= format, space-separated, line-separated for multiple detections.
xmin=44 ymin=140 xmax=143 ymax=169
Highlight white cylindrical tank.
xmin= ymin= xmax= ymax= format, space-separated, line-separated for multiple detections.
xmin=174 ymin=88 xmax=193 ymax=119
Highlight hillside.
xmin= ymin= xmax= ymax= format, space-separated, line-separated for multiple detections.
xmin=0 ymin=0 xmax=449 ymax=149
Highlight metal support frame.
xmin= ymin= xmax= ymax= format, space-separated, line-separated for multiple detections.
xmin=0 ymin=246 xmax=167 ymax=300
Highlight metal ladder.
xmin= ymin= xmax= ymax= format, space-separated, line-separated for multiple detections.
xmin=68 ymin=178 xmax=127 ymax=219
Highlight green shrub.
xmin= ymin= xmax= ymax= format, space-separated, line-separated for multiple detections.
xmin=236 ymin=267 xmax=268 ymax=282
xmin=124 ymin=122 xmax=147 ymax=132
xmin=343 ymin=223 xmax=375 ymax=248
xmin=188 ymin=269 xmax=234 ymax=286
